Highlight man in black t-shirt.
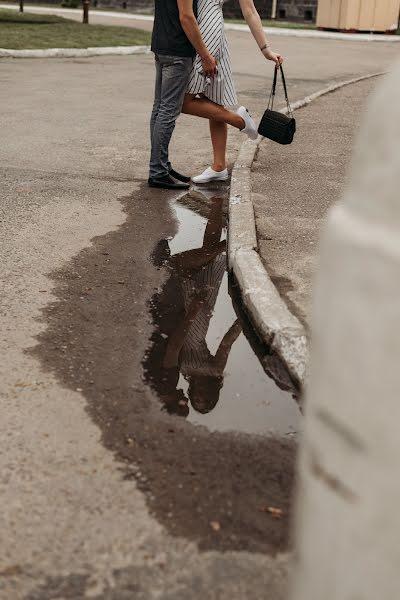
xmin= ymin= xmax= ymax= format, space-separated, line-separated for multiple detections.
xmin=148 ymin=0 xmax=217 ymax=190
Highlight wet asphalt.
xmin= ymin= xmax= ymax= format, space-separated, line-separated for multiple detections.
xmin=31 ymin=181 xmax=299 ymax=554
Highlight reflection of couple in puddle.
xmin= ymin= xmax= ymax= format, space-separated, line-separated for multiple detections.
xmin=144 ymin=193 xmax=241 ymax=417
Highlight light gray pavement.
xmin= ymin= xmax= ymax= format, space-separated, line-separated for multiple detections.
xmin=0 ymin=27 xmax=398 ymax=599
xmin=252 ymin=77 xmax=380 ymax=329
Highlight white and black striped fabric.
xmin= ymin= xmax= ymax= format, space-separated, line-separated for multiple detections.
xmin=187 ymin=0 xmax=238 ymax=107
xmin=179 ymin=254 xmax=226 ymax=377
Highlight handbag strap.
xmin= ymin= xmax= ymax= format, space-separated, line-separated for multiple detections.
xmin=268 ymin=65 xmax=294 ymax=117
xmin=267 ymin=65 xmax=278 ymax=110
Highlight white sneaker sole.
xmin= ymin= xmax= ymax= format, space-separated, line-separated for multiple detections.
xmin=192 ymin=173 xmax=229 ymax=184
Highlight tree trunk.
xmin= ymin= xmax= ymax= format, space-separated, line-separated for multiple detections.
xmin=83 ymin=0 xmax=90 ymax=24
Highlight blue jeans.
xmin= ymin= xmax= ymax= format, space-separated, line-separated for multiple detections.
xmin=149 ymin=54 xmax=193 ymax=179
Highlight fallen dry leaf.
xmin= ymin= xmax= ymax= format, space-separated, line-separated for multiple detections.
xmin=0 ymin=565 xmax=22 ymax=577
xmin=258 ymin=505 xmax=284 ymax=518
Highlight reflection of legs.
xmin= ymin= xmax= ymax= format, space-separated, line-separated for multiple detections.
xmin=171 ymin=195 xmax=225 ymax=273
xmin=203 ymin=196 xmax=224 ymax=249
xmin=209 ymin=119 xmax=228 ymax=173
xmin=182 ymin=94 xmax=244 ymax=129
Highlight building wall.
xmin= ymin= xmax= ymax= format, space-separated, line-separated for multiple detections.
xmin=223 ymin=0 xmax=272 ymax=18
xmin=277 ymin=0 xmax=317 ymax=21
xmin=223 ymin=0 xmax=317 ymax=21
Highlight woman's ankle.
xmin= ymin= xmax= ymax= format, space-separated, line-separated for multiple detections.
xmin=212 ymin=163 xmax=227 ymax=172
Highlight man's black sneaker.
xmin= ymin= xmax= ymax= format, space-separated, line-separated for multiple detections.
xmin=148 ymin=174 xmax=190 ymax=190
xmin=169 ymin=168 xmax=191 ymax=184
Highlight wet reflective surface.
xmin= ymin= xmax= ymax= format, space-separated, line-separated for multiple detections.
xmin=143 ymin=186 xmax=301 ymax=436
xmin=33 ymin=182 xmax=297 ymax=555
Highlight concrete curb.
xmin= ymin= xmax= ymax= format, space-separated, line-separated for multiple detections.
xmin=228 ymin=71 xmax=386 ymax=388
xmin=1 ymin=4 xmax=399 ymax=42
xmin=227 ymin=22 xmax=400 ymax=42
xmin=0 ymin=46 xmax=150 ymax=58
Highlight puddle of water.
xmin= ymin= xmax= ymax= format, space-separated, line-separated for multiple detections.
xmin=143 ymin=187 xmax=301 ymax=436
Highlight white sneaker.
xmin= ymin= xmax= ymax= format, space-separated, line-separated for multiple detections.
xmin=192 ymin=167 xmax=229 ymax=184
xmin=237 ymin=106 xmax=258 ymax=140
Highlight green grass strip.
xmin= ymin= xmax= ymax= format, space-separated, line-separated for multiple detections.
xmin=0 ymin=8 xmax=151 ymax=49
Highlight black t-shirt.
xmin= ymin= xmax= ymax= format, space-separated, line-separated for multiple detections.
xmin=151 ymin=0 xmax=198 ymax=58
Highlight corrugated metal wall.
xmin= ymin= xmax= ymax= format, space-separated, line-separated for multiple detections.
xmin=317 ymin=0 xmax=400 ymax=31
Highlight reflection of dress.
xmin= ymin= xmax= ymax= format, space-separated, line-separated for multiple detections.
xmin=180 ymin=254 xmax=226 ymax=377
xmin=187 ymin=0 xmax=238 ymax=107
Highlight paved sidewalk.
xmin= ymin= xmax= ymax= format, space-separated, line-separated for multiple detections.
xmin=252 ymin=77 xmax=380 ymax=329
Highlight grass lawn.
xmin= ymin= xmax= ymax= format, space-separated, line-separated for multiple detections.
xmin=0 ymin=8 xmax=151 ymax=48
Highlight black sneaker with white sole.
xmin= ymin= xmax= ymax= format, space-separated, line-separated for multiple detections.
xmin=148 ymin=174 xmax=190 ymax=190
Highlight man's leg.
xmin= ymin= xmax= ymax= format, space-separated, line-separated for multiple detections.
xmin=149 ymin=55 xmax=193 ymax=181
xmin=150 ymin=55 xmax=162 ymax=145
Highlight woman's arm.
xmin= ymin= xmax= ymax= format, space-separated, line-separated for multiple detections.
xmin=214 ymin=319 xmax=242 ymax=372
xmin=239 ymin=0 xmax=283 ymax=66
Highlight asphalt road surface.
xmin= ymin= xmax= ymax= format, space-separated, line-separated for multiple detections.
xmin=0 ymin=29 xmax=398 ymax=599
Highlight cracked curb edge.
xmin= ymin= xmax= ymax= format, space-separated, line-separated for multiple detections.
xmin=0 ymin=45 xmax=151 ymax=58
xmin=228 ymin=71 xmax=386 ymax=388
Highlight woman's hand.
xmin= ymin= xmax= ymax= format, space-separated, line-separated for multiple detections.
xmin=201 ymin=52 xmax=218 ymax=77
xmin=263 ymin=48 xmax=284 ymax=66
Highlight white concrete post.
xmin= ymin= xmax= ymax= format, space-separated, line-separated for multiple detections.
xmin=290 ymin=61 xmax=400 ymax=600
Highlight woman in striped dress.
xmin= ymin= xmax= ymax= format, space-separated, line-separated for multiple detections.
xmin=182 ymin=0 xmax=283 ymax=184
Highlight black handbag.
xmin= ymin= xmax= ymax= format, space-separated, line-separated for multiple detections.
xmin=258 ymin=65 xmax=296 ymax=145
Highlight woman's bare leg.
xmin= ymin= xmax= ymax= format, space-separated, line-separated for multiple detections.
xmin=182 ymin=94 xmax=244 ymax=129
xmin=209 ymin=119 xmax=228 ymax=172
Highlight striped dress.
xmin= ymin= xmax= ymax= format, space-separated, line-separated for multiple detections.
xmin=187 ymin=0 xmax=238 ymax=107
xmin=179 ymin=254 xmax=226 ymax=377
